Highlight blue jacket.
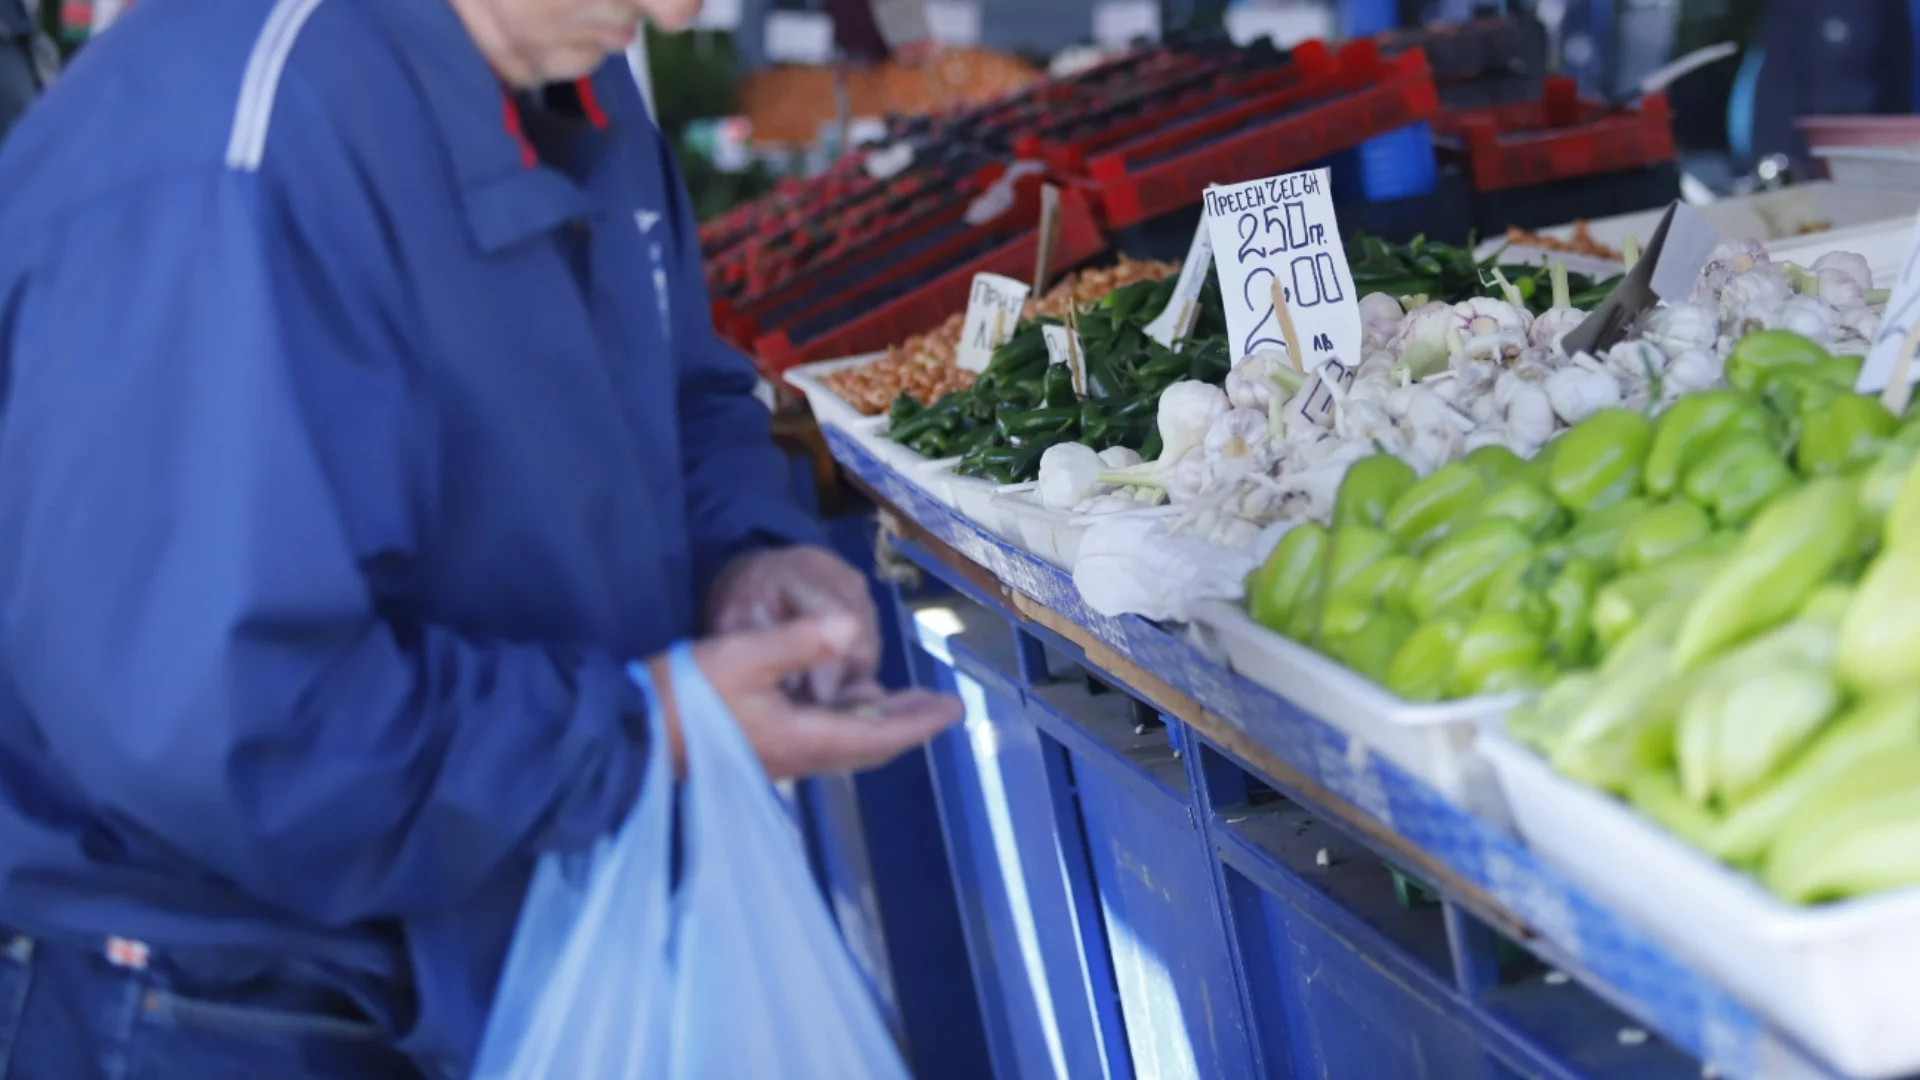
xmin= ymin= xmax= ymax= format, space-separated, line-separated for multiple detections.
xmin=0 ymin=0 xmax=818 ymax=1074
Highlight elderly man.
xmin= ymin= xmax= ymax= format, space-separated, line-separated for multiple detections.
xmin=0 ymin=0 xmax=960 ymax=1075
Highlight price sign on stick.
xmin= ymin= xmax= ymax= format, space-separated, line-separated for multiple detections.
xmin=1857 ymin=208 xmax=1920 ymax=414
xmin=1203 ymin=167 xmax=1362 ymax=372
xmin=1143 ymin=218 xmax=1214 ymax=349
xmin=957 ymin=273 xmax=1031 ymax=373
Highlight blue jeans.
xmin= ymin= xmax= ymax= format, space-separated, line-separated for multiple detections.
xmin=0 ymin=933 xmax=425 ymax=1079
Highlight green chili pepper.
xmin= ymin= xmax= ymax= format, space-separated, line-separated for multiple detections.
xmin=1138 ymin=427 xmax=1164 ymax=461
xmin=949 ymin=425 xmax=1002 ymax=459
xmin=1681 ymin=431 xmax=1796 ymax=528
xmin=1465 ymin=445 xmax=1528 ymax=483
xmin=1450 ymin=611 xmax=1550 ymax=697
xmin=1085 ymin=352 xmax=1128 ymax=400
xmin=889 ymin=400 xmax=962 ymax=446
xmin=1248 ymin=523 xmax=1328 ymax=634
xmin=1474 ymin=478 xmax=1568 ymax=538
xmin=1796 ymin=394 xmax=1898 ymax=478
xmin=1041 ymin=363 xmax=1077 ymax=408
xmin=1544 ymin=557 xmax=1601 ymax=666
xmin=1548 ymin=408 xmax=1652 ymax=513
xmin=1725 ymin=329 xmax=1829 ymax=393
xmin=887 ymin=393 xmax=925 ymax=426
xmin=1386 ymin=619 xmax=1466 ymax=702
xmin=960 ymin=444 xmax=1023 ymax=482
xmin=1333 ymin=454 xmax=1420 ymax=530
xmin=1614 ymin=500 xmax=1712 ymax=572
xmin=1674 ymin=478 xmax=1861 ymax=671
xmin=1383 ymin=461 xmax=1486 ymax=553
xmin=1643 ymin=390 xmax=1771 ymax=498
xmin=982 ymin=331 xmax=1049 ymax=379
xmin=1407 ymin=519 xmax=1534 ymax=620
xmin=997 ymin=404 xmax=1081 ymax=441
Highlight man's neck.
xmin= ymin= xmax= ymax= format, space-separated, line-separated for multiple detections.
xmin=442 ymin=0 xmax=538 ymax=87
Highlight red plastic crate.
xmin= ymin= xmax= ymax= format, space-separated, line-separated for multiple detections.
xmin=751 ymin=187 xmax=1107 ymax=375
xmin=1081 ymin=42 xmax=1442 ymax=229
xmin=1432 ymin=76 xmax=1675 ymax=192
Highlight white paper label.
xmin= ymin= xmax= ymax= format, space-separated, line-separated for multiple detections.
xmin=1144 ymin=218 xmax=1214 ymax=349
xmin=1042 ymin=324 xmax=1088 ymax=397
xmin=957 ymin=273 xmax=1031 ymax=373
xmin=1283 ymin=359 xmax=1357 ymax=430
xmin=1858 ymin=208 xmax=1920 ymax=394
xmin=1203 ymin=167 xmax=1362 ymax=372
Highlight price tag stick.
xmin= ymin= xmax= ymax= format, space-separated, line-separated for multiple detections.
xmin=1270 ymin=279 xmax=1305 ymax=374
xmin=1032 ymin=184 xmax=1063 ymax=295
xmin=1065 ymin=306 xmax=1087 ymax=398
xmin=1884 ymin=321 xmax=1920 ymax=417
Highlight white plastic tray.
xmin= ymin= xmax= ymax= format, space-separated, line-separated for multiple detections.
xmin=782 ymin=353 xmax=885 ymax=433
xmin=1479 ymin=726 xmax=1920 ymax=1079
xmin=915 ymin=458 xmax=1020 ymax=540
xmin=1190 ymin=599 xmax=1520 ymax=824
xmin=1814 ymin=148 xmax=1920 ymax=194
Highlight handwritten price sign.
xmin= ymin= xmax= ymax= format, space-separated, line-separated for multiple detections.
xmin=1203 ymin=167 xmax=1361 ymax=372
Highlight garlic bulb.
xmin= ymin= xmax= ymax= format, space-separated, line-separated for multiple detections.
xmin=1098 ymin=446 xmax=1143 ymax=470
xmin=1812 ymin=250 xmax=1872 ymax=293
xmin=1641 ymin=302 xmax=1719 ymax=359
xmin=1155 ymin=381 xmax=1229 ymax=465
xmin=1038 ymin=442 xmax=1106 ymax=510
xmin=1662 ymin=347 xmax=1722 ymax=405
xmin=1359 ymin=292 xmax=1406 ymax=348
xmin=1204 ymin=408 xmax=1271 ymax=462
xmin=1815 ymin=268 xmax=1867 ymax=310
xmin=1772 ymin=295 xmax=1838 ymax=345
xmin=1544 ymin=364 xmax=1622 ymax=425
xmin=1225 ymin=355 xmax=1274 ymax=411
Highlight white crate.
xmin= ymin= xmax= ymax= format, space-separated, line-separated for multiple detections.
xmin=1479 ymin=726 xmax=1920 ymax=1079
xmin=1189 ymin=600 xmax=1519 ymax=824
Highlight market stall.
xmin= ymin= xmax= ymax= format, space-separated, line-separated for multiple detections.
xmin=711 ymin=23 xmax=1920 ymax=1080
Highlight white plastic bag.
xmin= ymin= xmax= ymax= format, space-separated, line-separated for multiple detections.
xmin=471 ymin=645 xmax=911 ymax=1080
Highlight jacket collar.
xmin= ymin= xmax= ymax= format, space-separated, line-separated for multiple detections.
xmin=359 ymin=0 xmax=608 ymax=253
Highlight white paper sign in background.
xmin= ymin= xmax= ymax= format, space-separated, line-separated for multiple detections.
xmin=1143 ymin=218 xmax=1214 ymax=349
xmin=1857 ymin=207 xmax=1920 ymax=395
xmin=1202 ymin=167 xmax=1362 ymax=371
xmin=957 ymin=273 xmax=1031 ymax=373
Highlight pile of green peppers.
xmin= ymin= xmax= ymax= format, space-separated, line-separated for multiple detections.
xmin=1345 ymin=233 xmax=1621 ymax=314
xmin=885 ymin=273 xmax=1231 ymax=484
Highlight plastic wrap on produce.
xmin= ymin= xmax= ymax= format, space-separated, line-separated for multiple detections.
xmin=1073 ymin=514 xmax=1273 ymax=622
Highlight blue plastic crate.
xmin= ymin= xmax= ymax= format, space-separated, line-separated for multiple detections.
xmin=1332 ymin=121 xmax=1440 ymax=205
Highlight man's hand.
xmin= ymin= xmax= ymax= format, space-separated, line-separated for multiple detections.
xmin=652 ymin=615 xmax=960 ymax=779
xmin=706 ymin=545 xmax=882 ymax=706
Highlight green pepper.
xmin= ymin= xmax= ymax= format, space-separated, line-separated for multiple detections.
xmin=1465 ymin=445 xmax=1527 ymax=483
xmin=1321 ymin=554 xmax=1418 ymax=640
xmin=1710 ymin=686 xmax=1920 ymax=865
xmin=1385 ymin=619 xmax=1466 ymax=703
xmin=1838 ymin=543 xmax=1920 ymax=692
xmin=1101 ymin=279 xmax=1158 ymax=325
xmin=1319 ymin=525 xmax=1396 ymax=607
xmin=1681 ymin=432 xmax=1796 ymax=528
xmin=996 ymin=404 xmax=1081 ymax=441
xmin=1407 ymin=519 xmax=1534 ymax=620
xmin=1138 ymin=426 xmax=1163 ymax=461
xmin=1548 ymin=408 xmax=1652 ymax=513
xmin=1544 ymin=557 xmax=1601 ymax=666
xmin=1811 ymin=352 xmax=1865 ymax=389
xmin=1383 ymin=461 xmax=1486 ymax=553
xmin=1333 ymin=454 xmax=1419 ymax=530
xmin=1589 ymin=553 xmax=1723 ymax=654
xmin=1474 ymin=478 xmax=1568 ymax=538
xmin=1549 ymin=659 xmax=1682 ymax=795
xmin=1680 ymin=658 xmax=1840 ymax=805
xmin=1248 ymin=523 xmax=1327 ymax=634
xmin=1674 ymin=478 xmax=1861 ymax=671
xmin=1325 ymin=610 xmax=1415 ymax=685
xmin=1508 ymin=671 xmax=1600 ymax=755
xmin=1480 ymin=554 xmax=1550 ymax=633
xmin=1626 ymin=771 xmax=1722 ymax=853
xmin=960 ymin=444 xmax=1023 ymax=482
xmin=1796 ymin=394 xmax=1897 ymax=478
xmin=1643 ymin=390 xmax=1771 ymax=498
xmin=982 ymin=330 xmax=1049 ymax=379
xmin=1858 ymin=443 xmax=1917 ymax=542
xmin=949 ymin=425 xmax=1002 ymax=459
xmin=1553 ymin=497 xmax=1651 ymax=571
xmin=1763 ymin=746 xmax=1920 ymax=903
xmin=1725 ymin=329 xmax=1830 ymax=393
xmin=1283 ymin=564 xmax=1326 ymax=643
xmin=1085 ymin=352 xmax=1128 ymax=400
xmin=1450 ymin=611 xmax=1549 ymax=697
xmin=1006 ymin=432 xmax=1072 ymax=483
xmin=1614 ymin=500 xmax=1712 ymax=572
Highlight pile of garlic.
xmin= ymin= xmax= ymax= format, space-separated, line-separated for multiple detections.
xmin=1038 ymin=243 xmax=1886 ymax=557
